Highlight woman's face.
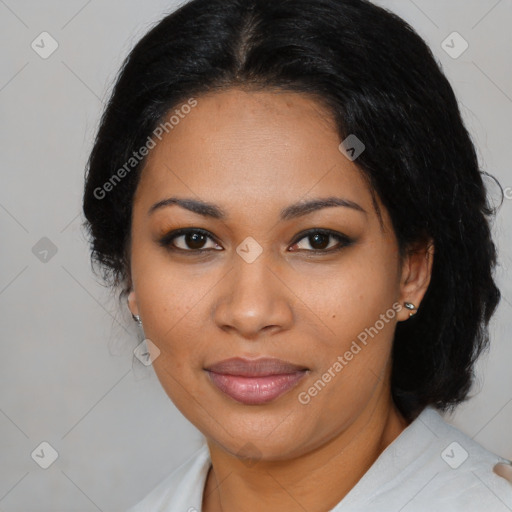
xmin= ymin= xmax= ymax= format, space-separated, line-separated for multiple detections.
xmin=128 ymin=88 xmax=426 ymax=460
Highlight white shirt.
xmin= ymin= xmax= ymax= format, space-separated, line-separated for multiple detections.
xmin=127 ymin=407 xmax=512 ymax=511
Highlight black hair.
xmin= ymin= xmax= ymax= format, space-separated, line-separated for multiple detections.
xmin=82 ymin=0 xmax=502 ymax=421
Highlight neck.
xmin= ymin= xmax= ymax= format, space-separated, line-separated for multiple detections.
xmin=202 ymin=388 xmax=409 ymax=512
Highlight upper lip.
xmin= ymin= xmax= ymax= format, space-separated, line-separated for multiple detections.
xmin=205 ymin=357 xmax=308 ymax=377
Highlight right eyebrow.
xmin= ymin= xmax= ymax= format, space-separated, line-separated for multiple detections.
xmin=148 ymin=197 xmax=226 ymax=219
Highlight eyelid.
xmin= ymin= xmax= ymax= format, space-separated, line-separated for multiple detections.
xmin=158 ymin=228 xmax=222 ymax=252
xmin=289 ymin=228 xmax=354 ymax=252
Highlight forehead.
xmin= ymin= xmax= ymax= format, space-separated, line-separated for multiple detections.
xmin=135 ymin=88 xmax=379 ymax=223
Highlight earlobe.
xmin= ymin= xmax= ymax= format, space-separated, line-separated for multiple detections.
xmin=127 ymin=290 xmax=139 ymax=317
xmin=397 ymin=238 xmax=434 ymax=322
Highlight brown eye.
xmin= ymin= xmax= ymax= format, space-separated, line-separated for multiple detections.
xmin=289 ymin=229 xmax=354 ymax=253
xmin=182 ymin=232 xmax=208 ymax=250
xmin=307 ymin=233 xmax=330 ymax=250
xmin=159 ymin=228 xmax=223 ymax=252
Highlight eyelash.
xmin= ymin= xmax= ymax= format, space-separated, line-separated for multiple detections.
xmin=158 ymin=228 xmax=354 ymax=255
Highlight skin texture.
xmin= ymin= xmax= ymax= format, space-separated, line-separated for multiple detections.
xmin=127 ymin=88 xmax=434 ymax=511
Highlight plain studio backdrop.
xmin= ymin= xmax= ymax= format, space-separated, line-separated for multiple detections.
xmin=0 ymin=1 xmax=511 ymax=510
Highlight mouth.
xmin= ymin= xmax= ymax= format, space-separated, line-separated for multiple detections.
xmin=204 ymin=357 xmax=309 ymax=405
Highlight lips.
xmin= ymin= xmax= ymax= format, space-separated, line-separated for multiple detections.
xmin=205 ymin=357 xmax=309 ymax=405
xmin=206 ymin=357 xmax=308 ymax=376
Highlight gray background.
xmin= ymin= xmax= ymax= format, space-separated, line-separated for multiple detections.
xmin=0 ymin=0 xmax=511 ymax=510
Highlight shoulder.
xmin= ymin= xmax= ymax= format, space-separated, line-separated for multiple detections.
xmin=410 ymin=407 xmax=512 ymax=510
xmin=126 ymin=443 xmax=211 ymax=512
xmin=338 ymin=407 xmax=512 ymax=511
xmin=376 ymin=407 xmax=512 ymax=512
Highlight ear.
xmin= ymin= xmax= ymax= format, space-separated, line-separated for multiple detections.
xmin=396 ymin=237 xmax=434 ymax=322
xmin=127 ymin=290 xmax=140 ymax=317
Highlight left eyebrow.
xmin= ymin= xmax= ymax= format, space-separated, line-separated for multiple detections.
xmin=280 ymin=197 xmax=367 ymax=220
xmin=147 ymin=195 xmax=367 ymax=220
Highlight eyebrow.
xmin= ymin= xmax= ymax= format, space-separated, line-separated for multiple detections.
xmin=148 ymin=196 xmax=367 ymax=220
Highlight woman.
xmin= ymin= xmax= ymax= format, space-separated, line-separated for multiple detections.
xmin=82 ymin=0 xmax=512 ymax=510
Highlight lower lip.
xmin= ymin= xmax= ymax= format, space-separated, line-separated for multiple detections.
xmin=206 ymin=370 xmax=307 ymax=405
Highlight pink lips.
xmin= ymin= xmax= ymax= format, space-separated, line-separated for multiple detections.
xmin=205 ymin=357 xmax=308 ymax=405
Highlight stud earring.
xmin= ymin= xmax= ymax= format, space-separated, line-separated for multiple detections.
xmin=132 ymin=313 xmax=143 ymax=326
xmin=404 ymin=302 xmax=417 ymax=317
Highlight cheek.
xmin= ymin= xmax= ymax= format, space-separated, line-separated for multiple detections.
xmin=132 ymin=238 xmax=209 ymax=328
xmin=138 ymin=276 xmax=210 ymax=358
xmin=138 ymin=272 xmax=210 ymax=414
xmin=131 ymin=248 xmax=217 ymax=382
xmin=293 ymin=248 xmax=400 ymax=347
xmin=291 ymin=248 xmax=400 ymax=404
xmin=294 ymin=302 xmax=398 ymax=439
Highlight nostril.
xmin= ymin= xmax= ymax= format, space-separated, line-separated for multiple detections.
xmin=493 ymin=462 xmax=512 ymax=485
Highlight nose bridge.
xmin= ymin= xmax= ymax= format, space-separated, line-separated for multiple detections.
xmin=233 ymin=249 xmax=272 ymax=299
xmin=213 ymin=245 xmax=293 ymax=336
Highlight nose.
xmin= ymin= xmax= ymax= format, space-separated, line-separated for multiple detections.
xmin=213 ymin=252 xmax=294 ymax=339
